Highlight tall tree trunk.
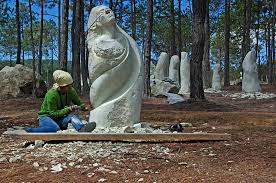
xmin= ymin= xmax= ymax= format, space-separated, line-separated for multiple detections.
xmin=144 ymin=0 xmax=153 ymax=97
xmin=58 ymin=0 xmax=61 ymax=63
xmin=16 ymin=0 xmax=21 ymax=65
xmin=72 ymin=0 xmax=81 ymax=93
xmin=268 ymin=24 xmax=272 ymax=85
xmin=50 ymin=37 xmax=54 ymax=86
xmin=202 ymin=0 xmax=210 ymax=89
xmin=272 ymin=0 xmax=275 ymax=84
xmin=241 ymin=0 xmax=247 ymax=71
xmin=244 ymin=0 xmax=252 ymax=53
xmin=131 ymin=0 xmax=136 ymax=40
xmin=224 ymin=0 xmax=230 ymax=87
xmin=178 ymin=0 xmax=182 ymax=59
xmin=71 ymin=0 xmax=76 ymax=74
xmin=21 ymin=22 xmax=25 ymax=65
xmin=60 ymin=0 xmax=69 ymax=71
xmin=265 ymin=25 xmax=268 ymax=82
xmin=256 ymin=0 xmax=261 ymax=80
xmin=28 ymin=0 xmax=37 ymax=96
xmin=190 ymin=0 xmax=206 ymax=100
xmin=80 ymin=0 xmax=89 ymax=96
xmin=38 ymin=0 xmax=44 ymax=75
xmin=170 ymin=0 xmax=176 ymax=56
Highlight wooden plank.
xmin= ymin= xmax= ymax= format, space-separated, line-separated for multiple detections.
xmin=3 ymin=132 xmax=231 ymax=142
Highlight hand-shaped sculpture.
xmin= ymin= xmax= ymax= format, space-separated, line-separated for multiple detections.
xmin=87 ymin=6 xmax=143 ymax=128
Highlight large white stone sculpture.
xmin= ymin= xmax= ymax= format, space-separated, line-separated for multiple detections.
xmin=154 ymin=52 xmax=170 ymax=80
xmin=212 ymin=63 xmax=221 ymax=90
xmin=178 ymin=52 xmax=190 ymax=94
xmin=242 ymin=50 xmax=261 ymax=93
xmin=86 ymin=6 xmax=143 ymax=128
xmin=169 ymin=55 xmax=180 ymax=86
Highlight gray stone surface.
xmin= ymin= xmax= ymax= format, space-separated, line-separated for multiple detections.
xmin=242 ymin=50 xmax=261 ymax=93
xmin=0 ymin=64 xmax=46 ymax=98
xmin=150 ymin=79 xmax=178 ymax=97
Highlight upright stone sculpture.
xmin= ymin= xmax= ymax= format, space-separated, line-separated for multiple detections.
xmin=169 ymin=55 xmax=180 ymax=86
xmin=178 ymin=52 xmax=190 ymax=94
xmin=242 ymin=50 xmax=261 ymax=93
xmin=154 ymin=52 xmax=170 ymax=80
xmin=212 ymin=63 xmax=221 ymax=90
xmin=87 ymin=6 xmax=143 ymax=128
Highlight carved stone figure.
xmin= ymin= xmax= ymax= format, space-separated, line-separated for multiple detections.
xmin=87 ymin=5 xmax=143 ymax=128
xmin=242 ymin=50 xmax=261 ymax=93
xmin=154 ymin=52 xmax=170 ymax=80
xmin=178 ymin=52 xmax=190 ymax=94
xmin=169 ymin=55 xmax=180 ymax=86
xmin=212 ymin=63 xmax=221 ymax=90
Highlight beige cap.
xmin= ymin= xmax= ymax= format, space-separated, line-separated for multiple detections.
xmin=53 ymin=70 xmax=73 ymax=87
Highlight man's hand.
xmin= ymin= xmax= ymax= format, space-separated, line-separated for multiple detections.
xmin=68 ymin=105 xmax=81 ymax=112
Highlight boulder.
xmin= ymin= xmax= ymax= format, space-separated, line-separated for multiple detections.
xmin=150 ymin=79 xmax=179 ymax=96
xmin=0 ymin=64 xmax=46 ymax=98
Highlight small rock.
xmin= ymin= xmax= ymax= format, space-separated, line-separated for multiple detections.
xmin=0 ymin=157 xmax=7 ymax=162
xmin=93 ymin=163 xmax=99 ymax=167
xmin=178 ymin=162 xmax=188 ymax=166
xmin=124 ymin=126 xmax=135 ymax=133
xmin=9 ymin=155 xmax=22 ymax=163
xmin=143 ymin=170 xmax=149 ymax=173
xmin=33 ymin=162 xmax=39 ymax=168
xmin=51 ymin=163 xmax=63 ymax=173
xmin=109 ymin=170 xmax=118 ymax=174
xmin=138 ymin=178 xmax=144 ymax=182
xmin=77 ymin=158 xmax=83 ymax=163
xmin=98 ymin=178 xmax=107 ymax=182
xmin=38 ymin=167 xmax=44 ymax=171
xmin=69 ymin=162 xmax=75 ymax=167
xmin=34 ymin=140 xmax=45 ymax=148
xmin=208 ymin=153 xmax=216 ymax=156
xmin=87 ymin=173 xmax=95 ymax=177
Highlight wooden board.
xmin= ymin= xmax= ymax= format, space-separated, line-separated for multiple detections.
xmin=3 ymin=132 xmax=231 ymax=142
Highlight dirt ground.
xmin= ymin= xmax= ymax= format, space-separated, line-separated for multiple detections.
xmin=0 ymin=85 xmax=276 ymax=183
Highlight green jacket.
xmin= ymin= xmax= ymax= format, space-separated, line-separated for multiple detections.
xmin=38 ymin=87 xmax=85 ymax=118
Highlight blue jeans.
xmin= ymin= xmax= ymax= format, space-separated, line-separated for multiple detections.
xmin=25 ymin=114 xmax=84 ymax=133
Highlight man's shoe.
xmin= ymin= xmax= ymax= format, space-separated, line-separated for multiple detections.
xmin=78 ymin=122 xmax=96 ymax=132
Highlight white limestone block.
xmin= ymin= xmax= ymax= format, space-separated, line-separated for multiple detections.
xmin=212 ymin=63 xmax=221 ymax=91
xmin=178 ymin=52 xmax=190 ymax=94
xmin=242 ymin=50 xmax=261 ymax=93
xmin=87 ymin=6 xmax=143 ymax=128
xmin=154 ymin=52 xmax=170 ymax=80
